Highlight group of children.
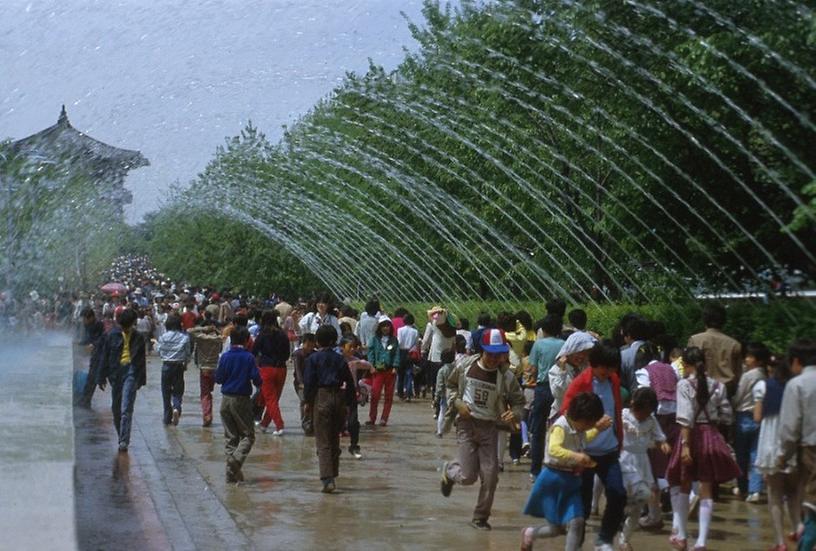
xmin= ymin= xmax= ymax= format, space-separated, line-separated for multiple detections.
xmin=516 ymin=338 xmax=816 ymax=551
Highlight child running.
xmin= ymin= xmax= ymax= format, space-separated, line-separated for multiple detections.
xmin=521 ymin=392 xmax=611 ymax=551
xmin=618 ymin=387 xmax=671 ymax=551
xmin=666 ymin=346 xmax=740 ymax=550
xmin=304 ymin=325 xmax=356 ymax=493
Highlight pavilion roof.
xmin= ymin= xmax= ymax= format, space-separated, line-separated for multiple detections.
xmin=10 ymin=106 xmax=149 ymax=170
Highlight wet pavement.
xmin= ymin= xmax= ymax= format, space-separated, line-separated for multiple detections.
xmin=0 ymin=335 xmax=75 ymax=550
xmin=67 ymin=346 xmax=786 ymax=550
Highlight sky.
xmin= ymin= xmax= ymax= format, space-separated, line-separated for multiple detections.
xmin=0 ymin=0 xmax=430 ymax=222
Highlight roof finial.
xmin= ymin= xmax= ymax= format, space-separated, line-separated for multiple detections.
xmin=58 ymin=104 xmax=68 ymax=125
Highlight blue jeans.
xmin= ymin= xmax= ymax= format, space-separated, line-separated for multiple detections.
xmin=404 ymin=364 xmax=414 ymax=398
xmin=801 ymin=509 xmax=816 ymax=551
xmin=111 ymin=363 xmax=138 ymax=448
xmin=161 ymin=362 xmax=185 ymax=424
xmin=529 ymin=383 xmax=553 ymax=476
xmin=581 ymin=452 xmax=627 ymax=544
xmin=734 ymin=411 xmax=763 ymax=494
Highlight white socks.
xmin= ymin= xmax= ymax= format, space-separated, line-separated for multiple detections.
xmin=696 ymin=498 xmax=713 ymax=547
xmin=670 ymin=487 xmax=689 ymax=539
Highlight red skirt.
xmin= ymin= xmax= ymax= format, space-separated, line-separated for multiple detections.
xmin=649 ymin=413 xmax=679 ymax=479
xmin=666 ymin=424 xmax=740 ymax=486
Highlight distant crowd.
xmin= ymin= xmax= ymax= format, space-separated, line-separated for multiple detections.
xmin=60 ymin=255 xmax=816 ymax=551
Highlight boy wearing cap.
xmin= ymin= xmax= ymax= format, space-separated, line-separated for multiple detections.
xmin=440 ymin=328 xmax=526 ymax=530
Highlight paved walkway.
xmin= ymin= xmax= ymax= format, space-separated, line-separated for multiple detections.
xmin=0 ymin=335 xmax=76 ymax=550
xmin=70 ymin=349 xmax=786 ymax=550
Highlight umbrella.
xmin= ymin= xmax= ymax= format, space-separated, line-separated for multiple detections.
xmin=101 ymin=282 xmax=128 ymax=295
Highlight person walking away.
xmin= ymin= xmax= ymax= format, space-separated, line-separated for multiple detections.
xmin=155 ymin=314 xmax=191 ymax=426
xmin=435 ymin=349 xmax=456 ymax=437
xmin=188 ymin=324 xmax=223 ymax=426
xmin=617 ymin=387 xmax=670 ymax=551
xmin=756 ymin=355 xmax=802 ymax=551
xmin=528 ymin=314 xmax=566 ymax=478
xmin=665 ymin=347 xmax=740 ymax=551
xmin=440 ymin=329 xmax=526 ymax=530
xmin=633 ymin=342 xmax=679 ymax=530
xmin=340 ymin=336 xmax=372 ymax=459
xmin=521 ymin=392 xmax=610 ymax=551
xmin=397 ymin=313 xmax=419 ymax=400
xmin=303 ymin=325 xmax=356 ymax=493
xmin=78 ymin=307 xmax=105 ymax=408
xmin=560 ymin=342 xmax=627 ymax=551
xmin=732 ymin=342 xmax=769 ymax=502
xmin=96 ymin=309 xmax=147 ymax=453
xmin=619 ymin=317 xmax=650 ymax=396
xmin=252 ymin=310 xmax=291 ymax=436
xmin=777 ymin=339 xmax=816 ymax=551
xmin=292 ymin=333 xmax=317 ymax=433
xmin=687 ymin=303 xmax=742 ymax=397
xmin=136 ymin=309 xmax=153 ymax=355
xmin=215 ymin=327 xmax=261 ymax=484
xmin=367 ymin=316 xmax=400 ymax=426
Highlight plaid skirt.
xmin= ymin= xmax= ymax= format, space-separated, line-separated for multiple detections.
xmin=666 ymin=423 xmax=740 ymax=485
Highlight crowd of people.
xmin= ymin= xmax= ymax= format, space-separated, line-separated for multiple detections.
xmin=64 ymin=256 xmax=816 ymax=551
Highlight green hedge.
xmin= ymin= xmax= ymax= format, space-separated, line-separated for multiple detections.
xmin=369 ymin=299 xmax=815 ymax=355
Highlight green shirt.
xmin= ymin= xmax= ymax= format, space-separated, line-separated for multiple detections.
xmin=528 ymin=337 xmax=564 ymax=384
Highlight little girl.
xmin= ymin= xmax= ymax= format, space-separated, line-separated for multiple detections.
xmin=520 ymin=392 xmax=611 ymax=551
xmin=367 ymin=316 xmax=401 ymax=426
xmin=340 ymin=336 xmax=370 ymax=459
xmin=755 ymin=358 xmax=802 ymax=550
xmin=618 ymin=387 xmax=671 ymax=551
xmin=666 ymin=347 xmax=740 ymax=551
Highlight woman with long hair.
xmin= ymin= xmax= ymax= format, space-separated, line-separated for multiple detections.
xmin=253 ymin=310 xmax=291 ymax=436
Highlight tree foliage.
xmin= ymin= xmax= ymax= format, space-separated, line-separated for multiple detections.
xmin=144 ymin=0 xmax=816 ymax=307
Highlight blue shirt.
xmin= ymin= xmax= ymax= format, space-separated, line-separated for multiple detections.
xmin=215 ymin=347 xmax=261 ymax=396
xmin=528 ymin=337 xmax=565 ymax=384
xmin=303 ymin=348 xmax=355 ymax=404
xmin=585 ymin=377 xmax=618 ymax=455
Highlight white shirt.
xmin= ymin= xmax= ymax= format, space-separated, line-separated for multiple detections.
xmin=635 ymin=360 xmax=678 ymax=415
xmin=421 ymin=322 xmax=455 ymax=363
xmin=397 ymin=325 xmax=419 ymax=350
xmin=456 ymin=329 xmax=473 ymax=353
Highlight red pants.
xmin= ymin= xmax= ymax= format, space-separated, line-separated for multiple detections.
xmin=369 ymin=371 xmax=396 ymax=424
xmin=200 ymin=369 xmax=215 ymax=425
xmin=260 ymin=366 xmax=287 ymax=430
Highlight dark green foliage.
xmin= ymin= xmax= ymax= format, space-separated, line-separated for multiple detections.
xmin=143 ymin=0 xmax=816 ymax=309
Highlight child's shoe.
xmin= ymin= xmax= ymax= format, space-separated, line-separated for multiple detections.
xmin=669 ymin=535 xmax=688 ymax=550
xmin=520 ymin=527 xmax=534 ymax=551
xmin=440 ymin=462 xmax=454 ymax=497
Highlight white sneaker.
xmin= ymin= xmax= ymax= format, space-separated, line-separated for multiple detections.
xmin=352 ymin=450 xmax=362 ymax=459
xmin=259 ymin=425 xmax=269 ymax=434
xmin=594 ymin=542 xmax=615 ymax=551
xmin=745 ymin=492 xmax=762 ymax=503
xmin=272 ymin=429 xmax=284 ymax=436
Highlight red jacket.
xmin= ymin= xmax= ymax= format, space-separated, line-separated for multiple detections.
xmin=560 ymin=368 xmax=623 ymax=451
